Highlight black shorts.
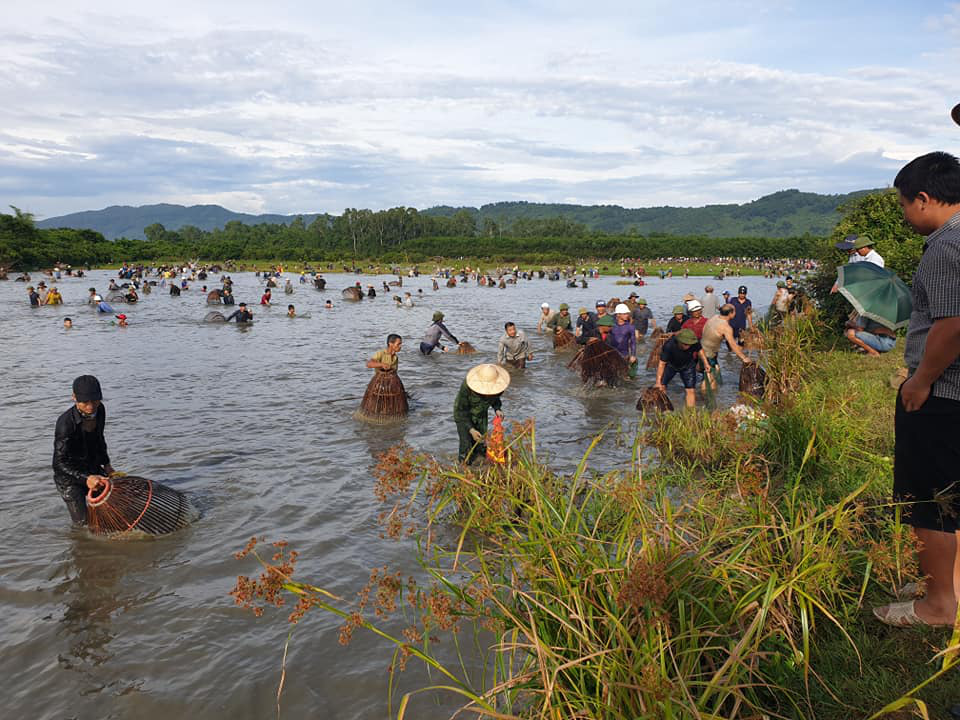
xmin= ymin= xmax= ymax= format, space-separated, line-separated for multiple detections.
xmin=894 ymin=391 xmax=960 ymax=532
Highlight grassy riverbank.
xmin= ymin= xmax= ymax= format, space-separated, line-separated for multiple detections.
xmin=232 ymin=317 xmax=958 ymax=719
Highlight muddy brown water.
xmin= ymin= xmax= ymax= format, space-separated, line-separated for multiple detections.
xmin=0 ymin=270 xmax=779 ymax=719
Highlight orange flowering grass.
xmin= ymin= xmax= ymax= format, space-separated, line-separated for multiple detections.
xmin=230 ymin=405 xmax=939 ymax=719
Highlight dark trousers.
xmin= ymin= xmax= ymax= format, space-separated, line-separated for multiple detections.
xmin=456 ymin=422 xmax=485 ymax=464
xmin=59 ymin=485 xmax=88 ymax=524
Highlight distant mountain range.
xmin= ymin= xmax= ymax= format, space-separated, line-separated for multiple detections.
xmin=37 ymin=189 xmax=877 ymax=240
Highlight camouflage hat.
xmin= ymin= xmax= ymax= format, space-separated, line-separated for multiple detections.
xmin=596 ymin=315 xmax=615 ymax=327
xmin=559 ymin=303 xmax=569 ymax=310
xmin=672 ymin=305 xmax=685 ymax=315
xmin=675 ymin=328 xmax=698 ymax=345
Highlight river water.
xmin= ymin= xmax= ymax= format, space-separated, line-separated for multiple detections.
xmin=0 ymin=269 xmax=779 ymax=719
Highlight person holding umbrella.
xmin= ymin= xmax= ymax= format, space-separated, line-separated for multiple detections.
xmin=872 ymin=150 xmax=960 ymax=628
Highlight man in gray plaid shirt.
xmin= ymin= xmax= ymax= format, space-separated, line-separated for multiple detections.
xmin=874 ymin=151 xmax=960 ymax=628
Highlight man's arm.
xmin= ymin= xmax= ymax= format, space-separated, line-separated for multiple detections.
xmin=655 ymin=360 xmax=666 ymax=388
xmin=902 ymin=317 xmax=960 ymax=411
xmin=722 ymin=324 xmax=751 ymax=363
xmin=497 ymin=339 xmax=507 ymax=365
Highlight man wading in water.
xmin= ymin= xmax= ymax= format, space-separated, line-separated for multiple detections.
xmin=453 ymin=364 xmax=510 ymax=464
xmin=53 ymin=375 xmax=115 ymax=524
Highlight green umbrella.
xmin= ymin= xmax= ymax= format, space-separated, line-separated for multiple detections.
xmin=835 ymin=262 xmax=912 ymax=330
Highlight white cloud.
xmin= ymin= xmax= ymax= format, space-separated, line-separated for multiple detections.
xmin=1 ymin=2 xmax=959 ymax=217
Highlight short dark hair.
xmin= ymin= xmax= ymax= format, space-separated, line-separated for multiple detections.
xmin=894 ymin=151 xmax=960 ymax=203
xmin=64 ymin=317 xmax=72 ymax=322
xmin=288 ymin=304 xmax=294 ymax=310
xmin=387 ymin=333 xmax=401 ymax=344
xmin=504 ymin=322 xmax=515 ymax=330
xmin=239 ymin=302 xmax=247 ymax=307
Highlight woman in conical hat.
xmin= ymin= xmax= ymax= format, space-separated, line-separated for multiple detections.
xmin=453 ymin=364 xmax=510 ymax=464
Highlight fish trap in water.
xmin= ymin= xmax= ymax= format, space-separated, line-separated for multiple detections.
xmin=637 ymin=386 xmax=673 ymax=413
xmin=356 ymin=371 xmax=409 ymax=424
xmin=456 ymin=342 xmax=477 ymax=354
xmin=86 ymin=475 xmax=192 ymax=536
xmin=552 ymin=328 xmax=575 ymax=350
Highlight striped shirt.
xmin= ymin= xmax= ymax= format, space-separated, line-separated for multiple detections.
xmin=904 ymin=210 xmax=960 ymax=401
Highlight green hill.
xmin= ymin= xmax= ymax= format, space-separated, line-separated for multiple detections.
xmin=424 ymin=189 xmax=877 ymax=237
xmin=36 ymin=203 xmax=322 ymax=240
xmin=36 ymin=188 xmax=877 ymax=240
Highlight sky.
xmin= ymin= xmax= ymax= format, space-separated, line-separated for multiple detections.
xmin=1 ymin=1 xmax=959 ymax=219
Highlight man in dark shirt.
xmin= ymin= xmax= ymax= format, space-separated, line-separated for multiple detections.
xmin=575 ymin=307 xmax=598 ymax=345
xmin=27 ymin=286 xmax=40 ymax=307
xmin=666 ymin=305 xmax=686 ymax=333
xmin=729 ymin=286 xmax=753 ymax=342
xmin=53 ymin=375 xmax=114 ymax=524
xmin=227 ymin=303 xmax=254 ymax=323
xmin=655 ymin=328 xmax=709 ymax=408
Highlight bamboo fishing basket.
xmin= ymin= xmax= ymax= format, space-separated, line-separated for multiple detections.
xmin=738 ymin=362 xmax=766 ymax=399
xmin=456 ymin=342 xmax=477 ymax=354
xmin=86 ymin=475 xmax=192 ymax=536
xmin=570 ymin=338 xmax=629 ymax=387
xmin=637 ymin=386 xmax=674 ymax=413
xmin=357 ymin=370 xmax=409 ymax=423
xmin=552 ymin=327 xmax=575 ymax=350
xmin=646 ymin=329 xmax=672 ymax=370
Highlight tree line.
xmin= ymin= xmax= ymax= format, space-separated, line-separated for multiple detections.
xmin=2 ymin=204 xmax=823 ymax=269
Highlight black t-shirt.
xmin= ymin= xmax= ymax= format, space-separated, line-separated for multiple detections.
xmin=29 ymin=291 xmax=40 ymax=306
xmin=666 ymin=316 xmax=685 ymax=333
xmin=659 ymin=337 xmax=702 ymax=370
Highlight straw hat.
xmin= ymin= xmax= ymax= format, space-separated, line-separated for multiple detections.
xmin=466 ymin=364 xmax=511 ymax=395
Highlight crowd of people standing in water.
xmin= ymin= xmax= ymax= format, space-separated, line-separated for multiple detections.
xmin=23 ymin=258 xmax=801 ymax=469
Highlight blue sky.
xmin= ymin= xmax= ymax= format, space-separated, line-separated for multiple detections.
xmin=1 ymin=1 xmax=958 ymax=218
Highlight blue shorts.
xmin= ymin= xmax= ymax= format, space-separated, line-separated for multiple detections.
xmin=855 ymin=331 xmax=895 ymax=353
xmin=420 ymin=342 xmax=436 ymax=355
xmin=662 ymin=364 xmax=697 ymax=389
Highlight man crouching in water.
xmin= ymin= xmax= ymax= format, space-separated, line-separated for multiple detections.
xmin=53 ymin=375 xmax=115 ymax=524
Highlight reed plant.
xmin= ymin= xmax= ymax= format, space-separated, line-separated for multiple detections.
xmin=231 ymin=318 xmax=959 ymax=719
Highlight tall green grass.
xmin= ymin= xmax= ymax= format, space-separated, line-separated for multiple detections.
xmin=232 ymin=319 xmax=959 ymax=719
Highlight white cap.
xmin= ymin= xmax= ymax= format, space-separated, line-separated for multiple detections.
xmin=687 ymin=300 xmax=704 ymax=312
xmin=94 ymin=294 xmax=102 ymax=301
xmin=614 ymin=303 xmax=631 ymax=314
xmin=541 ymin=302 xmax=550 ymax=309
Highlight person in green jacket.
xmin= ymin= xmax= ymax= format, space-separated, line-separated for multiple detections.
xmin=453 ymin=363 xmax=511 ymax=464
xmin=546 ymin=303 xmax=572 ymax=332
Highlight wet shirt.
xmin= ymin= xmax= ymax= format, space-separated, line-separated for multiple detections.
xmin=666 ymin=316 xmax=685 ymax=333
xmin=53 ymin=405 xmax=110 ymax=492
xmin=904 ymin=210 xmax=960 ymax=401
xmin=371 ymin=349 xmax=398 ymax=372
xmin=730 ymin=297 xmax=752 ymax=330
xmin=422 ymin=321 xmax=458 ymax=348
xmin=227 ymin=309 xmax=253 ymax=322
xmin=631 ymin=306 xmax=653 ymax=334
xmin=659 ymin=336 xmax=702 ymax=370
xmin=453 ymin=382 xmax=501 ymax=432
xmin=498 ymin=331 xmax=530 ymax=363
xmin=546 ymin=312 xmax=572 ymax=331
xmin=576 ymin=315 xmax=598 ymax=343
xmin=701 ymin=315 xmax=728 ymax=358
xmin=28 ymin=291 xmax=40 ymax=306
xmin=682 ymin=315 xmax=708 ymax=339
xmin=607 ymin=321 xmax=637 ymax=359
xmin=700 ymin=293 xmax=718 ymax=318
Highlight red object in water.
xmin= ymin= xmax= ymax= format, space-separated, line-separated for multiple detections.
xmin=486 ymin=416 xmax=506 ymax=464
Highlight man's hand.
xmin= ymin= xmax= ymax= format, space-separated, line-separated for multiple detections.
xmin=495 ymin=410 xmax=503 ymax=419
xmin=86 ymin=474 xmax=108 ymax=490
xmin=654 ymin=382 xmax=664 ymax=390
xmin=900 ymin=375 xmax=931 ymax=412
xmin=469 ymin=428 xmax=483 ymax=442
xmin=527 ymin=353 xmax=534 ymax=360
xmin=629 ymin=356 xmax=636 ymax=364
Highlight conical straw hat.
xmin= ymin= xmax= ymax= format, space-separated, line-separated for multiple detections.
xmin=466 ymin=363 xmax=511 ymax=395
